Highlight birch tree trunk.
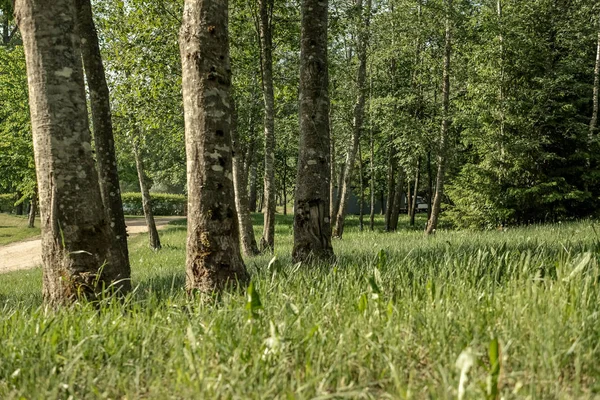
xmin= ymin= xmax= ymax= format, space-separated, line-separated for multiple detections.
xmin=76 ymin=0 xmax=130 ymax=273
xmin=292 ymin=0 xmax=334 ymax=263
xmin=180 ymin=0 xmax=248 ymax=293
xmin=258 ymin=0 xmax=276 ymax=252
xmin=426 ymin=0 xmax=452 ymax=235
xmin=15 ymin=0 xmax=129 ymax=304
xmin=232 ymin=104 xmax=260 ymax=256
xmin=333 ymin=0 xmax=372 ymax=239
xmin=133 ymin=143 xmax=161 ymax=250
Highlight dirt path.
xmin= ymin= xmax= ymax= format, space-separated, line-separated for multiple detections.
xmin=0 ymin=217 xmax=185 ymax=274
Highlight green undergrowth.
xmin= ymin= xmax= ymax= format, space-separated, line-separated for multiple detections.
xmin=1 ymin=215 xmax=599 ymax=399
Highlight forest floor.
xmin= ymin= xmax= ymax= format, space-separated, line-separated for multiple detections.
xmin=1 ymin=214 xmax=599 ymax=399
xmin=0 ymin=215 xmax=185 ymax=274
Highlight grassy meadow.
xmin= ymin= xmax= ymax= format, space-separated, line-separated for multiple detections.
xmin=1 ymin=214 xmax=599 ymax=399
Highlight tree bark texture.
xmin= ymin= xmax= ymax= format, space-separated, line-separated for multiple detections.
xmin=133 ymin=144 xmax=161 ymax=250
xmin=258 ymin=0 xmax=276 ymax=252
xmin=292 ymin=0 xmax=334 ymax=263
xmin=232 ymin=104 xmax=260 ymax=256
xmin=332 ymin=0 xmax=371 ymax=239
xmin=180 ymin=0 xmax=249 ymax=293
xmin=15 ymin=0 xmax=128 ymax=305
xmin=426 ymin=0 xmax=452 ymax=235
xmin=76 ymin=0 xmax=130 ymax=275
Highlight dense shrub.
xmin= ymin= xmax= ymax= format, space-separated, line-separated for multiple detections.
xmin=121 ymin=192 xmax=186 ymax=216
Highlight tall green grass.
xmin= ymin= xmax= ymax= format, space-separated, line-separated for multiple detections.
xmin=1 ymin=215 xmax=599 ymax=399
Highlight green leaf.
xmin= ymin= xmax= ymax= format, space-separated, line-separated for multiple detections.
xmin=357 ymin=293 xmax=368 ymax=314
xmin=487 ymin=337 xmax=500 ymax=400
xmin=246 ymin=281 xmax=263 ymax=320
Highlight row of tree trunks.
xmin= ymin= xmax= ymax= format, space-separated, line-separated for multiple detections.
xmin=292 ymin=0 xmax=334 ymax=263
xmin=15 ymin=0 xmax=129 ymax=305
xmin=258 ymin=0 xmax=276 ymax=252
xmin=332 ymin=0 xmax=372 ymax=239
xmin=426 ymin=0 xmax=453 ymax=235
xmin=179 ymin=0 xmax=248 ymax=293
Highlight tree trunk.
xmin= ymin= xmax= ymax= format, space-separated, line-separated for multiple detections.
xmin=427 ymin=150 xmax=432 ymax=219
xmin=15 ymin=0 xmax=128 ymax=305
xmin=282 ymin=158 xmax=288 ymax=216
xmin=589 ymin=28 xmax=600 ymax=156
xmin=406 ymin=179 xmax=412 ymax=216
xmin=15 ymin=192 xmax=23 ymax=215
xmin=28 ymin=194 xmax=36 ymax=228
xmin=384 ymin=147 xmax=396 ymax=231
xmin=232 ymin=104 xmax=260 ymax=257
xmin=133 ymin=143 xmax=161 ymax=250
xmin=258 ymin=0 xmax=276 ymax=253
xmin=332 ymin=160 xmax=345 ymax=221
xmin=332 ymin=0 xmax=371 ymax=239
xmin=292 ymin=0 xmax=334 ymax=263
xmin=426 ymin=0 xmax=452 ymax=235
xmin=179 ymin=0 xmax=249 ymax=293
xmin=247 ymin=158 xmax=258 ymax=212
xmin=389 ymin=165 xmax=403 ymax=231
xmin=76 ymin=0 xmax=130 ymax=275
xmin=369 ymin=88 xmax=375 ymax=231
xmin=358 ymin=142 xmax=365 ymax=231
xmin=410 ymin=157 xmax=421 ymax=226
xmin=330 ymin=134 xmax=336 ymax=219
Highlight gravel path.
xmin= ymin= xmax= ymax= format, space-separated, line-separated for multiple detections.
xmin=0 ymin=217 xmax=185 ymax=274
